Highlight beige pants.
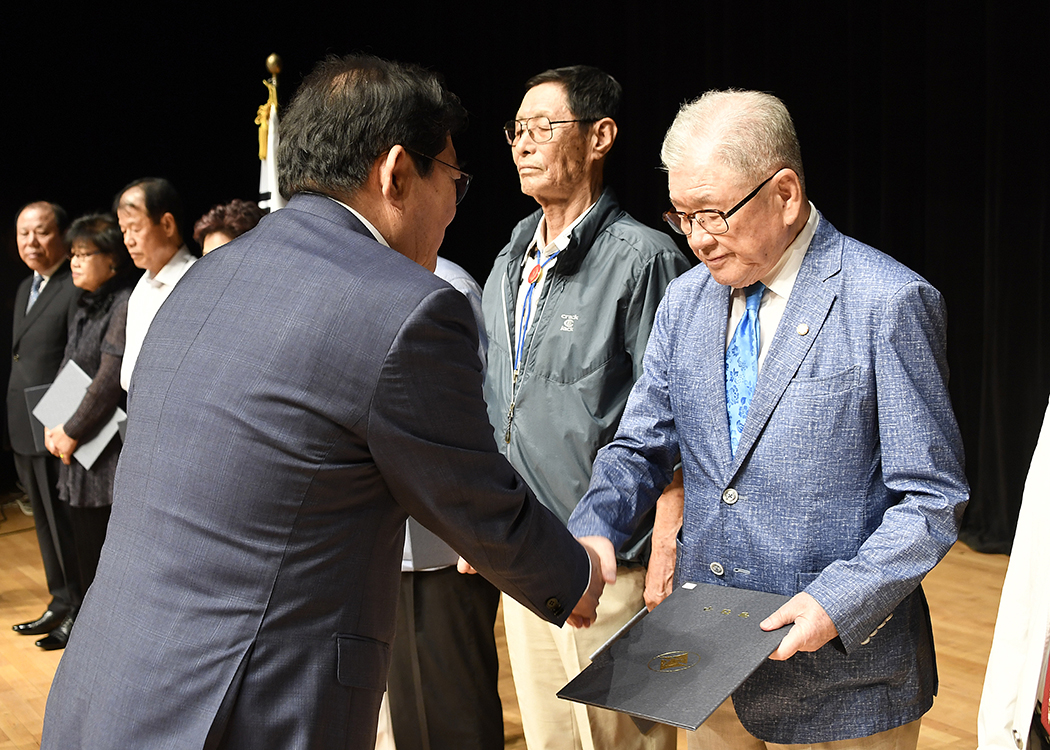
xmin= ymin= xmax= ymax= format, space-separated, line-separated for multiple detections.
xmin=502 ymin=566 xmax=677 ymax=750
xmin=688 ymin=697 xmax=922 ymax=750
xmin=374 ymin=691 xmax=395 ymax=750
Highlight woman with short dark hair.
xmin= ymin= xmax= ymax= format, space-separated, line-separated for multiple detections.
xmin=40 ymin=213 xmax=140 ymax=650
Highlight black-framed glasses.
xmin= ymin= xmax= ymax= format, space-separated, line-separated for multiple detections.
xmin=503 ymin=116 xmax=598 ymax=145
xmin=663 ymin=172 xmax=780 ymax=236
xmin=70 ymin=249 xmax=103 ymax=262
xmin=405 ymin=147 xmax=473 ymax=205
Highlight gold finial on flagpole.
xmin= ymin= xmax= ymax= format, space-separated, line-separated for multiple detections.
xmin=257 ymin=54 xmax=282 ymax=161
xmin=266 ymin=53 xmax=282 ymax=83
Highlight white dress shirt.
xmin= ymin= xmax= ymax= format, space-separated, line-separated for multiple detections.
xmin=726 ymin=202 xmax=820 ymax=375
xmin=120 ymin=246 xmax=196 ymax=391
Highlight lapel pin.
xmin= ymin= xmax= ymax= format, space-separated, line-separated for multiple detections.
xmin=796 ymin=323 xmax=809 ymax=336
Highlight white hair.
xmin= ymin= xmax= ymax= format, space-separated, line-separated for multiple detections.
xmin=660 ymin=89 xmax=805 ymax=192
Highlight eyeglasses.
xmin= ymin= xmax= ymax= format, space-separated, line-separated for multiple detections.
xmin=70 ymin=250 xmax=103 ymax=262
xmin=404 ymin=147 xmax=473 ymax=205
xmin=503 ymin=117 xmax=598 ymax=145
xmin=663 ymin=172 xmax=779 ymax=236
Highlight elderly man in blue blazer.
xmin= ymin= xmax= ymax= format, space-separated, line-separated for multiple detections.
xmin=41 ymin=55 xmax=608 ymax=750
xmin=568 ymin=90 xmax=969 ymax=748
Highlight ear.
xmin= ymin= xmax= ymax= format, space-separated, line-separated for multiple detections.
xmin=159 ymin=212 xmax=178 ymax=239
xmin=773 ymin=169 xmax=805 ymax=226
xmin=591 ymin=117 xmax=618 ymax=158
xmin=378 ymin=146 xmax=413 ymax=210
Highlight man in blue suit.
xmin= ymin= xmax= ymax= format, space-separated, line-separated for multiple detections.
xmin=41 ymin=55 xmax=608 ymax=750
xmin=568 ymin=90 xmax=969 ymax=748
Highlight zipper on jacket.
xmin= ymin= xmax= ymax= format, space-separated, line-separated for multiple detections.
xmin=504 ymin=400 xmax=515 ymax=444
xmin=501 ymin=262 xmax=554 ymax=445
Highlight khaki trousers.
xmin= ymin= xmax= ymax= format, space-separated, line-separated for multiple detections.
xmin=502 ymin=566 xmax=676 ymax=750
xmin=688 ymin=697 xmax=922 ymax=750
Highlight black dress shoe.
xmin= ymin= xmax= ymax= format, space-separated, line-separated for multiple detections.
xmin=12 ymin=609 xmax=66 ymax=635
xmin=35 ymin=613 xmax=74 ymax=651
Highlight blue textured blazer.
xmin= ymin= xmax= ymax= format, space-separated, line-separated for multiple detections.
xmin=42 ymin=194 xmax=589 ymax=750
xmin=569 ymin=214 xmax=969 ymax=743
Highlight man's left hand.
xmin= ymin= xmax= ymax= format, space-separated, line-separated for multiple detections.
xmin=761 ymin=591 xmax=839 ymax=660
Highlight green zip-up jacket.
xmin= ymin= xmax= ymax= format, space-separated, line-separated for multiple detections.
xmin=481 ymin=188 xmax=690 ymax=561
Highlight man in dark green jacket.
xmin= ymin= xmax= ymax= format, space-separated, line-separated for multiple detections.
xmin=480 ymin=65 xmax=690 ymax=750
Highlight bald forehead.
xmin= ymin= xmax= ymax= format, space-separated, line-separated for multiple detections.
xmin=16 ymin=202 xmax=56 ymax=228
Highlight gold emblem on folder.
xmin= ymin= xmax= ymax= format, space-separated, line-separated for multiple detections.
xmin=648 ymin=650 xmax=700 ymax=672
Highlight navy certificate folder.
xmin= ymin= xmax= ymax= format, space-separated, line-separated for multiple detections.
xmin=557 ymin=582 xmax=791 ymax=731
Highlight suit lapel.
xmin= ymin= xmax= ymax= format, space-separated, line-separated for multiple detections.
xmin=696 ymin=279 xmax=735 ymax=469
xmin=728 ymin=217 xmax=843 ymax=474
xmin=13 ymin=264 xmax=71 ymax=346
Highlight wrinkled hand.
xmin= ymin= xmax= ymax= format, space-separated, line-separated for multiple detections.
xmin=45 ymin=424 xmax=77 ymax=466
xmin=644 ymin=469 xmax=683 ymax=610
xmin=457 ymin=556 xmax=477 ymax=575
xmin=567 ymin=536 xmax=617 ymax=628
xmin=761 ymin=591 xmax=839 ymax=660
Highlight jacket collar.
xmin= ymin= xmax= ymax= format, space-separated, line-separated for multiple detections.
xmin=14 ymin=261 xmax=74 ymax=341
xmin=284 ymin=192 xmax=375 ymax=241
xmin=504 ymin=186 xmax=625 ymax=278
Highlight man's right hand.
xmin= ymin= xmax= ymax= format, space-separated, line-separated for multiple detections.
xmin=567 ymin=536 xmax=617 ymax=628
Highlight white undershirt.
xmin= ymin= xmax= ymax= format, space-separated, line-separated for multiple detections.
xmin=33 ymin=258 xmax=67 ymax=296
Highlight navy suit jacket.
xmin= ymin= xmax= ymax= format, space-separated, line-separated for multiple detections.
xmin=42 ymin=194 xmax=589 ymax=750
xmin=569 ymin=214 xmax=969 ymax=743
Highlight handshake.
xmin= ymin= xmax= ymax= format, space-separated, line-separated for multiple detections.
xmin=457 ymin=535 xmax=617 ymax=629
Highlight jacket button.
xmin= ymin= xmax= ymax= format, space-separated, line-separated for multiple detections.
xmin=545 ymin=597 xmax=563 ymax=616
xmin=722 ymin=488 xmax=738 ymax=505
xmin=12 ymin=354 xmax=18 ymax=361
xmin=709 ymin=562 xmax=725 ymax=576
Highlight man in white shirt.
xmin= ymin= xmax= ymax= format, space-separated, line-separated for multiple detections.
xmin=115 ymin=178 xmax=198 ymax=392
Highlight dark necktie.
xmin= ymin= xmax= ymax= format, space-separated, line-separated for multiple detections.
xmin=726 ymin=282 xmax=765 ymax=455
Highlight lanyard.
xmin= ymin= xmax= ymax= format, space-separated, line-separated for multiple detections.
xmin=513 ymin=249 xmax=560 ymax=371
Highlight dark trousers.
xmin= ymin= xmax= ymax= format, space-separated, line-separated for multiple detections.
xmin=388 ymin=566 xmax=503 ymax=750
xmin=13 ymin=452 xmax=81 ymax=615
xmin=67 ymin=502 xmax=111 ymax=596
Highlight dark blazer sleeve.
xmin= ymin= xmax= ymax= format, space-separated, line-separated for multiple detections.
xmin=368 ymin=285 xmax=590 ymax=625
xmin=64 ymin=298 xmax=129 ymax=441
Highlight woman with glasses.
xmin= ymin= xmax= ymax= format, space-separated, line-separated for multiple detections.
xmin=40 ymin=214 xmax=140 ymax=650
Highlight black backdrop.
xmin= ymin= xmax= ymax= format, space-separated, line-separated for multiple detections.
xmin=3 ymin=2 xmax=1047 ymax=553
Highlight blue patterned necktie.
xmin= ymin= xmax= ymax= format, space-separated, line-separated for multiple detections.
xmin=726 ymin=282 xmax=765 ymax=455
xmin=26 ymin=274 xmax=43 ymax=313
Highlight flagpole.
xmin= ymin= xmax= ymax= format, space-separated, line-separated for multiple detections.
xmin=257 ymin=53 xmax=286 ymax=211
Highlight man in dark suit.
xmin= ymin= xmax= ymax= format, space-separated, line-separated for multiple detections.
xmin=8 ymin=201 xmax=82 ymax=650
xmin=41 ymin=55 xmax=610 ymax=750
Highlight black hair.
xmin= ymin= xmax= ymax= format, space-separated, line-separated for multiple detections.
xmin=277 ymin=54 xmax=468 ymax=199
xmin=525 ymin=65 xmax=622 ymax=121
xmin=66 ymin=213 xmax=132 ymax=272
xmin=112 ymin=177 xmax=189 ymax=250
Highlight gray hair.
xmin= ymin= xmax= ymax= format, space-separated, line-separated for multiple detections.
xmin=660 ymin=90 xmax=805 ymax=193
